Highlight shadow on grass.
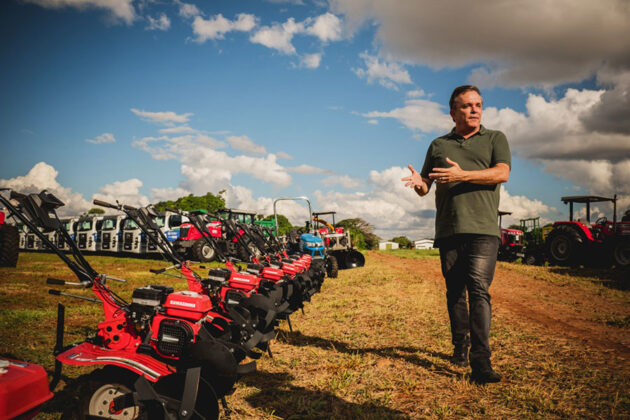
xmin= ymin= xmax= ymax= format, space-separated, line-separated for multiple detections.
xmin=547 ymin=266 xmax=630 ymax=290
xmin=241 ymin=370 xmax=411 ymax=419
xmin=279 ymin=331 xmax=460 ymax=378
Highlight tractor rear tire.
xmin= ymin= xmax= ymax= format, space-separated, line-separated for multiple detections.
xmin=193 ymin=239 xmax=216 ymax=262
xmin=546 ymin=226 xmax=584 ymax=267
xmin=326 ymin=255 xmax=338 ymax=278
xmin=613 ymin=239 xmax=630 ymax=268
xmin=0 ymin=224 xmax=19 ymax=267
xmin=344 ymin=250 xmax=365 ymax=268
xmin=523 ymin=253 xmax=537 ymax=266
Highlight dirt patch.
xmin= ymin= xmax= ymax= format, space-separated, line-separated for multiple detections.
xmin=370 ymin=251 xmax=630 ymax=362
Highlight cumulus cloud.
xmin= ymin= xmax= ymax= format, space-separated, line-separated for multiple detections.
xmin=580 ymin=69 xmax=630 ymax=135
xmin=150 ymin=187 xmax=192 ymax=203
xmin=353 ymin=51 xmax=412 ymax=90
xmin=159 ymin=126 xmax=197 ymax=134
xmin=305 ymin=12 xmax=343 ymax=43
xmin=321 ymin=175 xmax=362 ymax=189
xmin=406 ymin=89 xmax=425 ymax=98
xmin=176 ymin=1 xmax=200 ymax=19
xmin=0 ymin=162 xmax=90 ymax=216
xmin=22 ymin=0 xmax=135 ymax=24
xmin=85 ymin=132 xmax=116 ymax=144
xmin=192 ymin=13 xmax=257 ymax=42
xmin=362 ymin=98 xmax=451 ymax=133
xmin=146 ymin=13 xmax=170 ymax=31
xmin=286 ymin=164 xmax=331 ymax=175
xmin=498 ymin=186 xmax=554 ymax=227
xmin=276 ymin=151 xmax=293 ymax=160
xmin=92 ymin=179 xmax=150 ymax=209
xmin=331 ymin=0 xmax=630 ymax=89
xmin=300 ymin=53 xmax=322 ymax=69
xmin=131 ymin=108 xmax=192 ymax=125
xmin=250 ymin=12 xmax=344 ymax=55
xmin=227 ymin=135 xmax=267 ymax=155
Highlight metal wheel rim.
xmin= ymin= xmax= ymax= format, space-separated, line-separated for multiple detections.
xmin=614 ymin=243 xmax=630 ymax=266
xmin=201 ymin=244 xmax=215 ymax=259
xmin=88 ymin=383 xmax=140 ymax=419
xmin=551 ymin=237 xmax=570 ymax=260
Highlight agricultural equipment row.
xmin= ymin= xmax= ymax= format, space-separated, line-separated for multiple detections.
xmin=0 ymin=189 xmax=335 ymax=419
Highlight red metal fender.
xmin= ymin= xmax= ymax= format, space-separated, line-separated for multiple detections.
xmin=56 ymin=342 xmax=174 ymax=382
xmin=0 ymin=358 xmax=53 ymax=420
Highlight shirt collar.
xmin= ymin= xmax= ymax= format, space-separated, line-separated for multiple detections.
xmin=448 ymin=125 xmax=486 ymax=140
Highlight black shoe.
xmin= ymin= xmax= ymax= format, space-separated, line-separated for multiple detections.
xmin=470 ymin=360 xmax=501 ymax=384
xmin=450 ymin=344 xmax=469 ymax=367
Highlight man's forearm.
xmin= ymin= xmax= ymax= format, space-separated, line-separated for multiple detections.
xmin=462 ymin=164 xmax=509 ymax=185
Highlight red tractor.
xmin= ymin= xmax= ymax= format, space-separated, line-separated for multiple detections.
xmin=497 ymin=211 xmax=524 ymax=262
xmin=545 ymin=195 xmax=630 ymax=268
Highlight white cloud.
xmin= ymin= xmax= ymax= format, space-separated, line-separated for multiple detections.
xmin=250 ymin=17 xmax=304 ymax=54
xmin=406 ymin=89 xmax=425 ymax=98
xmin=277 ymin=151 xmax=293 ymax=160
xmin=331 ymin=0 xmax=630 ymax=89
xmin=286 ymin=164 xmax=331 ymax=174
xmin=22 ymin=0 xmax=135 ymax=24
xmin=367 ymin=119 xmax=378 ymax=125
xmin=159 ymin=126 xmax=197 ymax=134
xmin=131 ymin=108 xmax=193 ymax=125
xmin=362 ymin=99 xmax=451 ymax=133
xmin=300 ymin=52 xmax=322 ymax=69
xmin=85 ymin=132 xmax=116 ymax=144
xmin=92 ymin=179 xmax=150 ymax=209
xmin=305 ymin=12 xmax=343 ymax=43
xmin=192 ymin=13 xmax=257 ymax=42
xmin=0 ymin=162 xmax=90 ymax=216
xmin=176 ymin=1 xmax=200 ymax=19
xmin=150 ymin=187 xmax=192 ymax=202
xmin=353 ymin=51 xmax=412 ymax=90
xmin=227 ymin=135 xmax=267 ymax=155
xmin=321 ymin=175 xmax=362 ymax=189
xmin=146 ymin=13 xmax=170 ymax=31
xmin=498 ymin=186 xmax=554 ymax=227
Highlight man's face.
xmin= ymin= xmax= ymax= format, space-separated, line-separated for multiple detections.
xmin=450 ymin=90 xmax=483 ymax=132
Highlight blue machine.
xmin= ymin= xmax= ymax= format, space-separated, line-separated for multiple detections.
xmin=299 ymin=233 xmax=325 ymax=257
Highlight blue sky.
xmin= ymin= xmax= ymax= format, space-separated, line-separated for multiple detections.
xmin=1 ymin=0 xmax=629 ymax=239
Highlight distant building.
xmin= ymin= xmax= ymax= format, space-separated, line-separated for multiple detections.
xmin=379 ymin=241 xmax=400 ymax=250
xmin=414 ymin=239 xmax=434 ymax=249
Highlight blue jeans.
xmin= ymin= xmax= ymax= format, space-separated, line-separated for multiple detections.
xmin=439 ymin=234 xmax=499 ymax=363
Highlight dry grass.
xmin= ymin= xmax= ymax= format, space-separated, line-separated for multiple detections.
xmin=1 ymin=251 xmax=629 ymax=419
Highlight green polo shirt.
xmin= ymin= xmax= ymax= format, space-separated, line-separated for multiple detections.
xmin=420 ymin=125 xmax=511 ymax=244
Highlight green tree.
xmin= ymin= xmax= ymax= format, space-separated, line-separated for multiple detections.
xmin=337 ymin=218 xmax=380 ymax=250
xmin=87 ymin=207 xmax=105 ymax=215
xmin=391 ymin=236 xmax=412 ymax=249
xmin=507 ymin=224 xmax=522 ymax=231
xmin=264 ymin=214 xmax=293 ymax=235
xmin=154 ymin=192 xmax=225 ymax=213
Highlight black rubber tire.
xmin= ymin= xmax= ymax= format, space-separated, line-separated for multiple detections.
xmin=523 ymin=253 xmax=537 ymax=265
xmin=0 ymin=224 xmax=19 ymax=267
xmin=193 ymin=239 xmax=216 ymax=262
xmin=546 ymin=226 xmax=584 ymax=267
xmin=68 ymin=367 xmax=145 ymax=420
xmin=613 ymin=239 xmax=630 ymax=268
xmin=326 ymin=255 xmax=338 ymax=278
xmin=344 ymin=250 xmax=365 ymax=268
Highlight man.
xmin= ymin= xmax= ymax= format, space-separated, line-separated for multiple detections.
xmin=401 ymin=85 xmax=510 ymax=384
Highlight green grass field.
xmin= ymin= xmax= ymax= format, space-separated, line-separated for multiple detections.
xmin=1 ymin=251 xmax=629 ymax=419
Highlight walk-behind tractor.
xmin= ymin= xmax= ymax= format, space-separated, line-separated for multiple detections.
xmin=312 ymin=211 xmax=366 ymax=270
xmin=545 ymin=195 xmax=630 ymax=268
xmin=0 ymin=202 xmax=19 ymax=267
xmin=1 ymin=189 xmax=261 ymax=419
xmin=497 ymin=211 xmax=524 ymax=262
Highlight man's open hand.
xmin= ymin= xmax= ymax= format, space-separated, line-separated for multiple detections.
xmin=429 ymin=157 xmax=467 ymax=184
xmin=401 ymin=164 xmax=423 ymax=189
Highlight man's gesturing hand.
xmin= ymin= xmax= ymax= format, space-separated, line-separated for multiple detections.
xmin=401 ymin=164 xmax=423 ymax=188
xmin=429 ymin=157 xmax=466 ymax=184
xmin=402 ymin=164 xmax=431 ymax=196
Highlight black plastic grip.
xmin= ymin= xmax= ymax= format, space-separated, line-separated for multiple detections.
xmin=48 ymin=289 xmax=62 ymax=296
xmin=93 ymin=199 xmax=116 ymax=209
xmin=150 ymin=268 xmax=166 ymax=274
xmin=47 ymin=278 xmax=66 ymax=285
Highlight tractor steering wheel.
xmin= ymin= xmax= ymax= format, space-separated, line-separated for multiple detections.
xmin=595 ymin=216 xmax=608 ymax=226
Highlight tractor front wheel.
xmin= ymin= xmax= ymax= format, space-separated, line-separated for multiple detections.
xmin=326 ymin=255 xmax=338 ymax=278
xmin=344 ymin=250 xmax=365 ymax=268
xmin=0 ymin=224 xmax=19 ymax=267
xmin=546 ymin=226 xmax=584 ymax=267
xmin=193 ymin=239 xmax=216 ymax=262
xmin=613 ymin=239 xmax=630 ymax=268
